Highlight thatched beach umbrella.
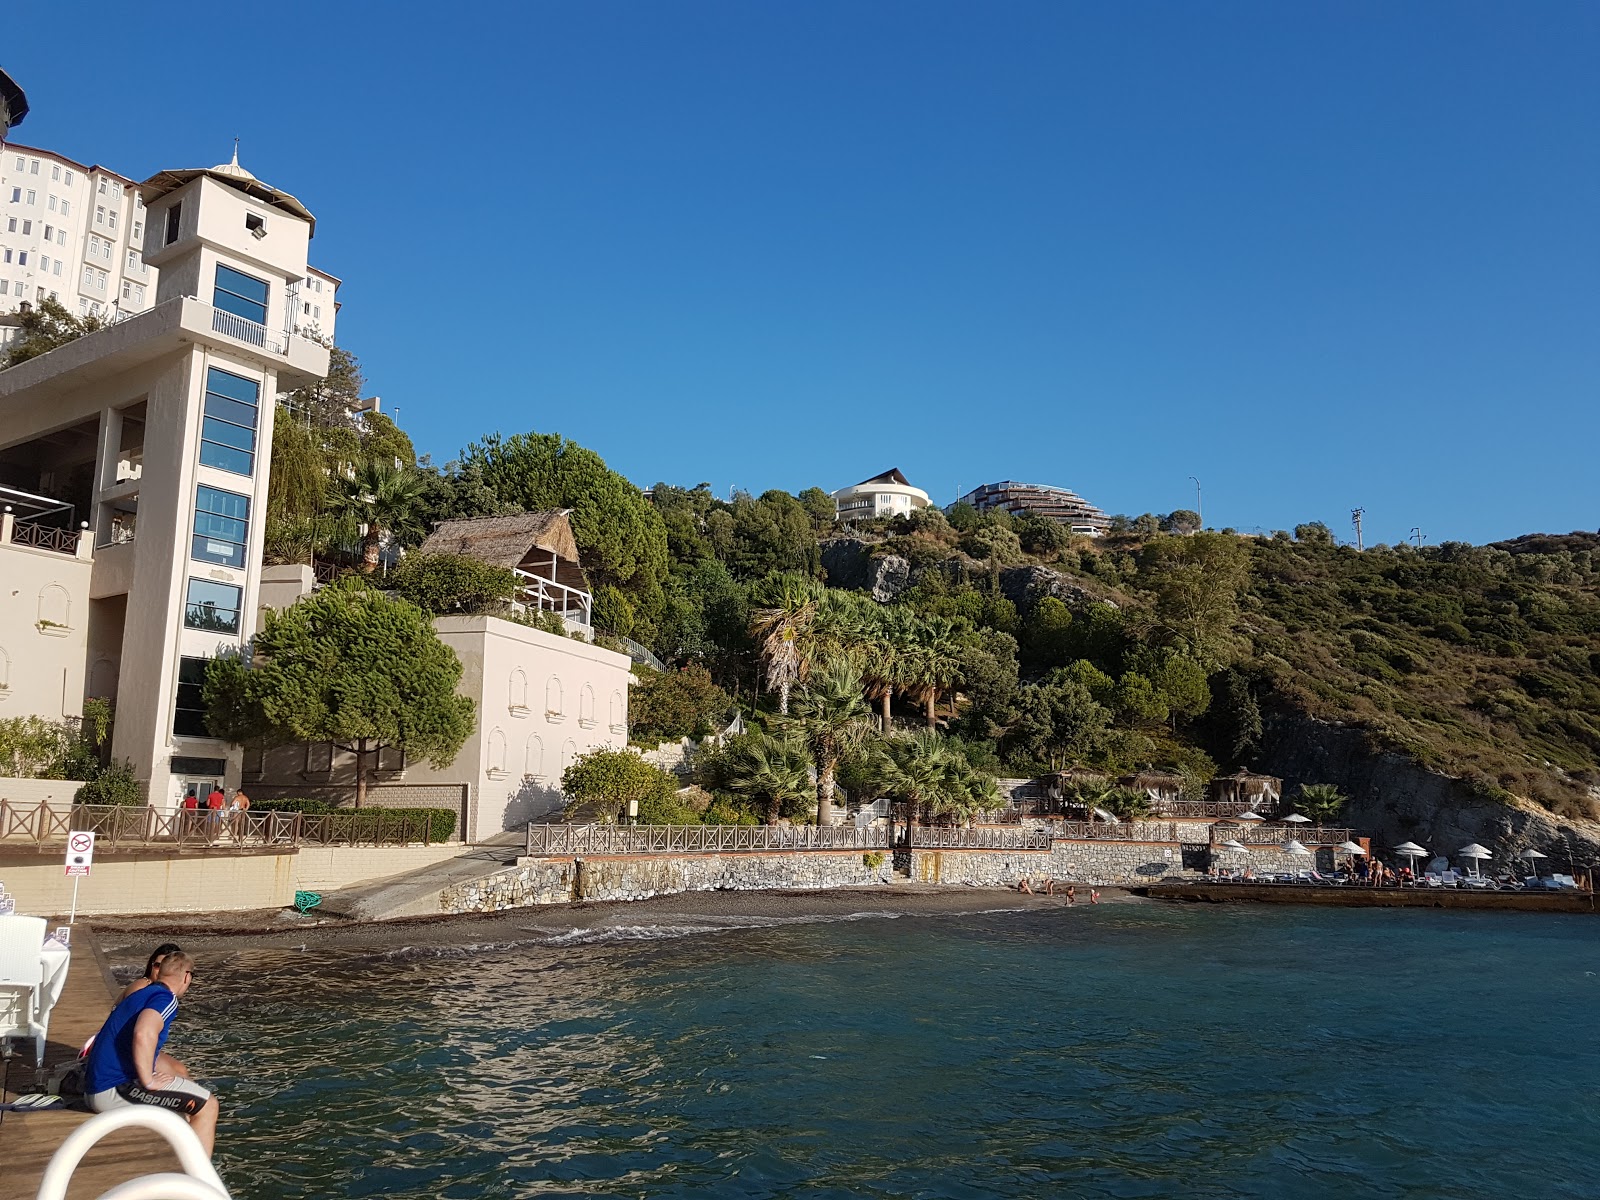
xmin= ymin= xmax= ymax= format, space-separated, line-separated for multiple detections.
xmin=1393 ymin=841 xmax=1429 ymax=872
xmin=1337 ymin=840 xmax=1367 ymax=856
xmin=1238 ymin=811 xmax=1266 ymax=822
xmin=1283 ymin=839 xmax=1311 ymax=856
xmin=1282 ymin=813 xmax=1312 ymax=825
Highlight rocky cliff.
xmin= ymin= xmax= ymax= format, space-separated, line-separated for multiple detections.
xmin=1258 ymin=712 xmax=1600 ymax=872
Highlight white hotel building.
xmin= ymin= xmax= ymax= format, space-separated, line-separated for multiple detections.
xmin=0 ymin=143 xmax=339 ymax=352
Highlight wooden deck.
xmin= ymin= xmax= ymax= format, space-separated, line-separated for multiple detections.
xmin=1 ymin=927 xmax=195 ymax=1200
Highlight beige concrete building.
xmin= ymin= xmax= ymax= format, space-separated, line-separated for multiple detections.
xmin=0 ymin=151 xmax=331 ymax=807
xmin=0 ymin=143 xmax=339 ymax=351
xmin=246 ymin=514 xmax=633 ymax=841
xmin=831 ymin=467 xmax=932 ymax=521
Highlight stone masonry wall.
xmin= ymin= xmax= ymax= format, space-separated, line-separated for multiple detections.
xmin=437 ymin=839 xmax=1353 ymax=913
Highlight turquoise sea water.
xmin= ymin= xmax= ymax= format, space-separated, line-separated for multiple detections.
xmin=175 ymin=902 xmax=1599 ymax=1199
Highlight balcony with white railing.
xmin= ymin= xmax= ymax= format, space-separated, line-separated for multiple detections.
xmin=514 ymin=568 xmax=592 ymax=629
xmin=207 ymin=303 xmax=285 ymax=354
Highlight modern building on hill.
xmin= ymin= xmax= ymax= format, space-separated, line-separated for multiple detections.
xmin=0 ymin=149 xmax=333 ymax=806
xmin=831 ymin=468 xmax=932 ymax=521
xmin=949 ymin=480 xmax=1111 ymax=537
xmin=0 ymin=143 xmax=339 ymax=351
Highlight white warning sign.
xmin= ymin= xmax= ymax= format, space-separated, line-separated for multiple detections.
xmin=65 ymin=830 xmax=96 ymax=877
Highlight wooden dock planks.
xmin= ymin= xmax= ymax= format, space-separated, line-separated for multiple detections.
xmin=1 ymin=929 xmax=194 ymax=1200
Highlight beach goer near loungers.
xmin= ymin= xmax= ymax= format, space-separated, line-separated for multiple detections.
xmin=84 ymin=952 xmax=218 ymax=1155
xmin=1066 ymin=885 xmax=1076 ymax=905
xmin=105 ymin=943 xmax=191 ymax=1080
xmin=1017 ymin=878 xmax=1033 ymax=894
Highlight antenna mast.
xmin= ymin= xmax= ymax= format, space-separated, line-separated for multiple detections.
xmin=1351 ymin=507 xmax=1365 ymax=551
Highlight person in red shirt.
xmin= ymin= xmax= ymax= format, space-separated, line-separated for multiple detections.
xmin=205 ymin=788 xmax=225 ymax=840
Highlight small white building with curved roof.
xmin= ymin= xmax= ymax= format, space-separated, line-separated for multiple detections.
xmin=830 ymin=468 xmax=931 ymax=522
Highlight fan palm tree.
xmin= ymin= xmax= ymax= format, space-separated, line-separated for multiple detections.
xmin=1297 ymin=783 xmax=1348 ymax=823
xmin=874 ymin=730 xmax=999 ymax=846
xmin=906 ymin=615 xmax=964 ymax=728
xmin=325 ymin=457 xmax=427 ymax=572
xmin=862 ymin=606 xmax=921 ymax=731
xmin=785 ymin=656 xmax=875 ymax=826
xmin=749 ymin=575 xmax=821 ymax=714
xmin=717 ymin=730 xmax=814 ymax=824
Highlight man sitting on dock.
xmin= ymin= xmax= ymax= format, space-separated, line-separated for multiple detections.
xmin=82 ymin=951 xmax=219 ymax=1155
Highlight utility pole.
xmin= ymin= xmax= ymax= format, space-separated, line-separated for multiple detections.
xmin=1189 ymin=477 xmax=1203 ymax=530
xmin=1351 ymin=508 xmax=1365 ymax=551
xmin=1410 ymin=526 xmax=1424 ymax=549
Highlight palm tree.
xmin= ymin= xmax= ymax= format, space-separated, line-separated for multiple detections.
xmin=862 ymin=606 xmax=920 ymax=730
xmin=325 ymin=457 xmax=427 ymax=572
xmin=1297 ymin=783 xmax=1348 ymax=823
xmin=749 ymin=575 xmax=821 ymax=714
xmin=906 ymin=615 xmax=964 ymax=728
xmin=716 ymin=730 xmax=814 ymax=824
xmin=786 ymin=656 xmax=875 ymax=826
xmin=874 ymin=730 xmax=998 ymax=846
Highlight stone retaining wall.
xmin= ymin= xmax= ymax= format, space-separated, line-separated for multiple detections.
xmin=437 ymin=839 xmax=1352 ymax=913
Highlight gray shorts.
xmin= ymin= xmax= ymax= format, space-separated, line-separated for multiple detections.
xmin=88 ymin=1075 xmax=212 ymax=1116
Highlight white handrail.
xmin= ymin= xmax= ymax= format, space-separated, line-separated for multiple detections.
xmin=92 ymin=1175 xmax=231 ymax=1200
xmin=35 ymin=1107 xmax=231 ymax=1200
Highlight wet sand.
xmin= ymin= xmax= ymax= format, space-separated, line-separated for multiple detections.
xmin=89 ymin=884 xmax=1134 ymax=960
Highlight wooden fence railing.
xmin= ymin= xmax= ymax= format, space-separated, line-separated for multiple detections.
xmin=524 ymin=823 xmax=1057 ymax=856
xmin=0 ymin=800 xmax=443 ymax=849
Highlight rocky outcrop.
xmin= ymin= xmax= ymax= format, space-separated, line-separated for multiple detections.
xmin=996 ymin=565 xmax=1109 ymax=614
xmin=1258 ymin=712 xmax=1600 ymax=870
xmin=820 ymin=538 xmax=912 ymax=602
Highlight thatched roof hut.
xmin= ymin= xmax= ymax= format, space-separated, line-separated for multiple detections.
xmin=420 ymin=511 xmax=587 ymax=591
xmin=1118 ymin=769 xmax=1185 ymax=801
xmin=1207 ymin=768 xmax=1282 ymax=807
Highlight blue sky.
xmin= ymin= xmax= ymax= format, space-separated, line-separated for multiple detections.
xmin=7 ymin=1 xmax=1597 ymax=545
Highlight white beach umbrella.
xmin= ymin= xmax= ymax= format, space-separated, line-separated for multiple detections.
xmin=1282 ymin=813 xmax=1312 ymax=824
xmin=1337 ymin=840 xmax=1367 ymax=855
xmin=1458 ymin=843 xmax=1493 ymax=878
xmin=1391 ymin=842 xmax=1429 ymax=881
xmin=1519 ymin=848 xmax=1548 ymax=881
xmin=1238 ymin=811 xmax=1266 ymax=822
xmin=1283 ymin=839 xmax=1312 ymax=856
xmin=1219 ymin=839 xmax=1250 ymax=853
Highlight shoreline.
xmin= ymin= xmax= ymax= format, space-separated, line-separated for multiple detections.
xmin=87 ymin=884 xmax=1132 ymax=958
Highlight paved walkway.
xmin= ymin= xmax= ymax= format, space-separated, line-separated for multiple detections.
xmin=1 ymin=927 xmax=193 ymax=1199
xmin=314 ymin=836 xmax=525 ymax=921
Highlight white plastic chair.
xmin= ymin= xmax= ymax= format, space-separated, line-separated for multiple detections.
xmin=0 ymin=914 xmax=47 ymax=1066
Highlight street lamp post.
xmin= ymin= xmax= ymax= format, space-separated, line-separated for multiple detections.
xmin=1189 ymin=477 xmax=1203 ymax=530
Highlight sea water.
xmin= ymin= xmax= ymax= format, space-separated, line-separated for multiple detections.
xmin=174 ymin=902 xmax=1600 ymax=1198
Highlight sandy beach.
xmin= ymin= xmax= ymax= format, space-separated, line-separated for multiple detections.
xmin=87 ymin=884 xmax=1132 ymax=961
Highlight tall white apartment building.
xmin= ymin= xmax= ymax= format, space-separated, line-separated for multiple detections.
xmin=0 ymin=145 xmax=153 ymax=340
xmin=0 ymin=144 xmax=338 ymax=351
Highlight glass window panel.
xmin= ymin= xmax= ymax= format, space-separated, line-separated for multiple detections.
xmin=216 ymin=264 xmax=269 ymax=303
xmin=205 ymin=367 xmax=260 ymax=405
xmin=196 ymin=486 xmax=250 ymax=521
xmin=185 ymin=579 xmax=242 ymax=634
xmin=191 ymin=534 xmax=245 ymax=568
xmin=203 ymin=393 xmax=258 ymax=427
xmin=199 ymin=441 xmax=253 ymax=475
xmin=201 ymin=416 xmax=256 ymax=452
xmin=212 ymin=288 xmax=268 ymax=325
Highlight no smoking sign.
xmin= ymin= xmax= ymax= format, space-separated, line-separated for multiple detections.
xmin=65 ymin=830 xmax=95 ymax=877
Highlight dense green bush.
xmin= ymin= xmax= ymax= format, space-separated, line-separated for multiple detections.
xmin=247 ymin=798 xmax=458 ymax=842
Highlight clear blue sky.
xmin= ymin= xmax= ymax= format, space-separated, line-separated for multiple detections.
xmin=7 ymin=1 xmax=1597 ymax=545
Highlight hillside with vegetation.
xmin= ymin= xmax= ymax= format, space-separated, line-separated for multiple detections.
xmin=256 ymin=345 xmax=1600 ymax=835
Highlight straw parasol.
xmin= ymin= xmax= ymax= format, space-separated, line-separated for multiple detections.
xmin=1337 ymin=840 xmax=1367 ymax=856
xmin=1238 ymin=811 xmax=1266 ymax=822
xmin=1393 ymin=841 xmax=1428 ymax=868
xmin=1281 ymin=813 xmax=1312 ymax=825
xmin=1283 ymin=839 xmax=1311 ymax=856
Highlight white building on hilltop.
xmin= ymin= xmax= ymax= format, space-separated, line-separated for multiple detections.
xmin=0 ymin=149 xmax=332 ymax=806
xmin=0 ymin=143 xmax=339 ymax=352
xmin=830 ymin=468 xmax=932 ymax=521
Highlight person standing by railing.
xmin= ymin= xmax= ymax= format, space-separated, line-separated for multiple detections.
xmin=228 ymin=790 xmax=251 ymax=840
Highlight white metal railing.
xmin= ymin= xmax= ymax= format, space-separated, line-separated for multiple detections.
xmin=36 ymin=1107 xmax=232 ymax=1200
xmin=514 ymin=568 xmax=593 ymax=627
xmin=209 ymin=304 xmax=284 ymax=354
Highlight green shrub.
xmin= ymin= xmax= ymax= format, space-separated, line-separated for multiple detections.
xmin=74 ymin=760 xmax=143 ymax=806
xmin=390 ymin=553 xmax=517 ymax=615
xmin=247 ymin=798 xmax=457 ymax=841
